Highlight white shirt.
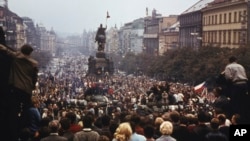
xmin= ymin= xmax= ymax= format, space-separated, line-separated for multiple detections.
xmin=224 ymin=62 xmax=248 ymax=82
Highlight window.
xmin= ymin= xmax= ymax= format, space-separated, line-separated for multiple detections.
xmin=234 ymin=11 xmax=237 ymax=23
xmin=243 ymin=10 xmax=247 ymax=23
xmin=206 ymin=32 xmax=208 ymax=43
xmin=215 ymin=15 xmax=217 ymax=24
xmin=233 ymin=31 xmax=236 ymax=44
xmin=238 ymin=31 xmax=241 ymax=44
xmin=229 ymin=13 xmax=231 ymax=23
xmin=212 ymin=15 xmax=214 ymax=25
xmin=207 ymin=31 xmax=210 ymax=43
xmin=223 ymin=31 xmax=226 ymax=44
xmin=224 ymin=13 xmax=227 ymax=24
xmin=211 ymin=31 xmax=213 ymax=43
xmin=208 ymin=16 xmax=211 ymax=25
xmin=219 ymin=31 xmax=221 ymax=43
xmin=214 ymin=31 xmax=217 ymax=43
xmin=238 ymin=11 xmax=242 ymax=22
xmin=243 ymin=10 xmax=247 ymax=16
xmin=219 ymin=14 xmax=222 ymax=24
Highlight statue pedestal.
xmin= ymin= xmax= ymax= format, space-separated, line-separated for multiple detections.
xmin=87 ymin=51 xmax=114 ymax=76
xmin=96 ymin=51 xmax=106 ymax=58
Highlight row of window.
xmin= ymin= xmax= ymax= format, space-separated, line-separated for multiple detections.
xmin=203 ymin=30 xmax=246 ymax=44
xmin=180 ymin=14 xmax=201 ymax=25
xmin=203 ymin=10 xmax=247 ymax=25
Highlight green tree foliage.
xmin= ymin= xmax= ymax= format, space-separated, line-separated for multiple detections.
xmin=119 ymin=46 xmax=250 ymax=85
xmin=120 ymin=52 xmax=138 ymax=74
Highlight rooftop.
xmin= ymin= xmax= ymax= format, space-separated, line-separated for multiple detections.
xmin=181 ymin=0 xmax=214 ymax=14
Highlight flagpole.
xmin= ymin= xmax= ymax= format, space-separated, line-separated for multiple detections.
xmin=106 ymin=17 xmax=108 ymax=28
xmin=106 ymin=11 xmax=110 ymax=28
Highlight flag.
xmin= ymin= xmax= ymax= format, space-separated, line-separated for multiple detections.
xmin=194 ymin=81 xmax=206 ymax=94
xmin=106 ymin=11 xmax=110 ymax=18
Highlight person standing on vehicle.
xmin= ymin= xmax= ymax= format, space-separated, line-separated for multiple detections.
xmin=223 ymin=56 xmax=249 ymax=124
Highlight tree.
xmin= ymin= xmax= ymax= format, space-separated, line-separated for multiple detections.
xmin=119 ymin=46 xmax=250 ymax=87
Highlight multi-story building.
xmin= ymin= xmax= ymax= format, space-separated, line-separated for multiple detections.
xmin=119 ymin=18 xmax=144 ymax=55
xmin=129 ymin=18 xmax=144 ymax=54
xmin=202 ymin=0 xmax=249 ymax=48
xmin=106 ymin=26 xmax=119 ymax=54
xmin=119 ymin=22 xmax=133 ymax=55
xmin=36 ymin=24 xmax=56 ymax=54
xmin=81 ymin=30 xmax=96 ymax=55
xmin=159 ymin=21 xmax=180 ymax=55
xmin=47 ymin=28 xmax=56 ymax=54
xmin=179 ymin=0 xmax=214 ymax=49
xmin=144 ymin=9 xmax=178 ymax=55
xmin=0 ymin=1 xmax=57 ymax=54
xmin=12 ymin=14 xmax=25 ymax=49
xmin=22 ymin=17 xmax=38 ymax=48
xmin=0 ymin=5 xmax=24 ymax=49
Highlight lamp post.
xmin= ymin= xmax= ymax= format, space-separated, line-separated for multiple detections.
xmin=190 ymin=32 xmax=202 ymax=49
xmin=190 ymin=32 xmax=198 ymax=48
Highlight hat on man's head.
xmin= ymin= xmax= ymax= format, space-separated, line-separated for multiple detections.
xmin=21 ymin=44 xmax=33 ymax=55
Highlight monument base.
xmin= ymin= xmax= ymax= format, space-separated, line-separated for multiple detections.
xmin=87 ymin=51 xmax=114 ymax=76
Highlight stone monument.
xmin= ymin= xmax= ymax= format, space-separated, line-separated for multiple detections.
xmin=87 ymin=24 xmax=114 ymax=76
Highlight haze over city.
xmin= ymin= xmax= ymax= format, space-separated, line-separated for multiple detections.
xmin=8 ymin=0 xmax=198 ymax=34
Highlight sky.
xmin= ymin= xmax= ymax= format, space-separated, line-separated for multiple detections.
xmin=8 ymin=0 xmax=199 ymax=34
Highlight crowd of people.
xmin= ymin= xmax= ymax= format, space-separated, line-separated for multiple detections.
xmin=1 ymin=41 xmax=250 ymax=141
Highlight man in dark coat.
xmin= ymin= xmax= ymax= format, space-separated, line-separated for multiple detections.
xmin=0 ymin=26 xmax=14 ymax=140
xmin=0 ymin=43 xmax=39 ymax=141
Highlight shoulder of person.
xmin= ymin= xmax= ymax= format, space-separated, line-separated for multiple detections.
xmin=0 ymin=44 xmax=16 ymax=55
xmin=18 ymin=53 xmax=38 ymax=66
xmin=29 ymin=58 xmax=38 ymax=66
xmin=0 ymin=44 xmax=6 ymax=50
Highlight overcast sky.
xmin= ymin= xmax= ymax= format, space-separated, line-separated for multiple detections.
xmin=8 ymin=0 xmax=198 ymax=34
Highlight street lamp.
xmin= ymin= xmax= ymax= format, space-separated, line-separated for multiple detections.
xmin=190 ymin=32 xmax=201 ymax=49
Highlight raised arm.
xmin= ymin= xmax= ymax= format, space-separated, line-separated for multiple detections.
xmin=0 ymin=44 xmax=7 ymax=51
xmin=0 ymin=44 xmax=17 ymax=56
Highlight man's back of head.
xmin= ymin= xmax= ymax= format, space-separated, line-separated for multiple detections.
xmin=21 ymin=44 xmax=33 ymax=55
xmin=229 ymin=56 xmax=237 ymax=63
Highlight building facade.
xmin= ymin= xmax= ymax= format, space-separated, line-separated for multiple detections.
xmin=202 ymin=0 xmax=249 ymax=48
xmin=106 ymin=26 xmax=119 ymax=54
xmin=159 ymin=21 xmax=180 ymax=55
xmin=0 ymin=3 xmax=56 ymax=53
xmin=0 ymin=6 xmax=22 ymax=48
xmin=119 ymin=18 xmax=144 ymax=56
xmin=36 ymin=24 xmax=56 ymax=54
xmin=22 ymin=17 xmax=38 ymax=48
xmin=13 ymin=15 xmax=25 ymax=49
xmin=144 ymin=9 xmax=178 ymax=55
xmin=179 ymin=0 xmax=214 ymax=49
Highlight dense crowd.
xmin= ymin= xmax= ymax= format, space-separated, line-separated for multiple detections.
xmin=1 ymin=43 xmax=249 ymax=141
xmin=13 ymin=54 xmax=241 ymax=141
